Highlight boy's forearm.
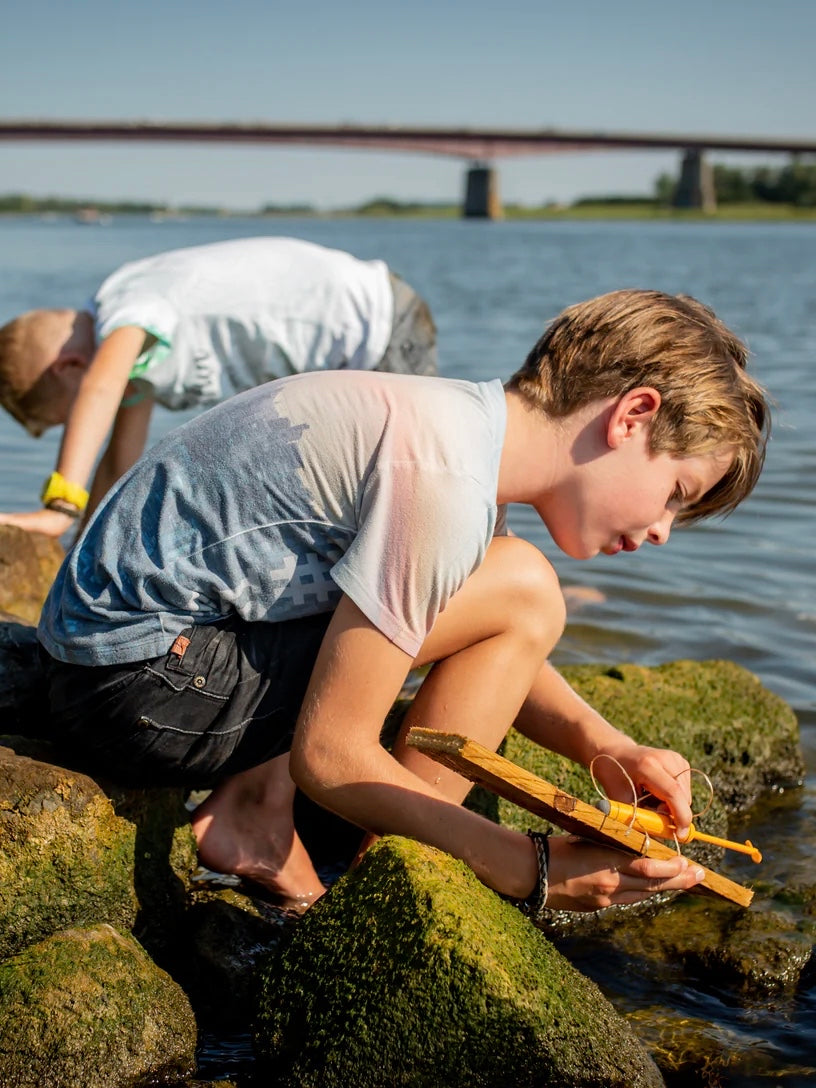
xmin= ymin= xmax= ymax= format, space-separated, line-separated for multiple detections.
xmin=84 ymin=396 xmax=154 ymax=521
xmin=54 ymin=326 xmax=146 ymax=492
xmin=292 ymin=736 xmax=537 ymax=899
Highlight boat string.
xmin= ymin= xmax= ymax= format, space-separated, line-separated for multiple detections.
xmin=589 ymin=753 xmax=762 ymax=864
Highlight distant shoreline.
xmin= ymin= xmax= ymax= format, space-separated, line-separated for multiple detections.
xmin=2 ymin=197 xmax=816 ymax=223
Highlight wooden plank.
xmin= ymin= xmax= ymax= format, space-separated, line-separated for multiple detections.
xmin=406 ymin=727 xmax=753 ymax=908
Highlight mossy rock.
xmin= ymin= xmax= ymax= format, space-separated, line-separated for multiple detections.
xmin=0 ymin=747 xmax=138 ymax=958
xmin=574 ymin=893 xmax=814 ymax=998
xmin=105 ymin=785 xmax=199 ymax=966
xmin=467 ymin=661 xmax=802 ymax=844
xmin=559 ymin=660 xmax=803 ymax=810
xmin=185 ymin=885 xmax=300 ymax=1023
xmin=255 ymin=836 xmax=664 ymax=1088
xmin=0 ymin=923 xmax=197 ymax=1088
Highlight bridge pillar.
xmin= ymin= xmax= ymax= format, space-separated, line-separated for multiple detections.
xmin=673 ymin=148 xmax=716 ymax=212
xmin=462 ymin=163 xmax=503 ymax=219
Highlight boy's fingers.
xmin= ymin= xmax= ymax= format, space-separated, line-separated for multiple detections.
xmin=616 ymin=854 xmax=704 ymax=890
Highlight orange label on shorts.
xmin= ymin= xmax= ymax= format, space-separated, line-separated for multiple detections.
xmin=170 ymin=634 xmax=191 ymax=659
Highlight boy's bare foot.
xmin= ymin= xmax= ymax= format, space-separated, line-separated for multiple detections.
xmin=189 ymin=756 xmax=326 ymax=909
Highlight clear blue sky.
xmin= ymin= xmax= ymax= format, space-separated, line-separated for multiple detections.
xmin=1 ymin=0 xmax=814 ymax=210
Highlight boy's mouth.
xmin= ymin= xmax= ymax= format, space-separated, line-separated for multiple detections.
xmin=604 ymin=536 xmax=639 ymax=556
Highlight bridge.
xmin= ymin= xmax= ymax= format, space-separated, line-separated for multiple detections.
xmin=2 ymin=119 xmax=814 ymax=217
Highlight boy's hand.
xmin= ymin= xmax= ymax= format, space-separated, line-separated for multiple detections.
xmin=593 ymin=742 xmax=693 ymax=839
xmin=545 ymin=834 xmax=705 ymax=911
xmin=0 ymin=509 xmax=75 ymax=538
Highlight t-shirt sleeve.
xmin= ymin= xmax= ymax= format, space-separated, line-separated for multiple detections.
xmin=330 ymin=462 xmax=495 ymax=657
xmin=94 ymin=288 xmax=177 ymax=379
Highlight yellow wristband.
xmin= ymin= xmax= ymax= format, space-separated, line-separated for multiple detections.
xmin=41 ymin=472 xmax=90 ymax=512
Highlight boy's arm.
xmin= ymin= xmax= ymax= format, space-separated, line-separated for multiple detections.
xmin=513 ymin=661 xmax=694 ymax=835
xmin=83 ymin=395 xmax=154 ymax=523
xmin=0 ymin=326 xmax=148 ymax=538
xmin=289 ymin=594 xmax=539 ymax=900
xmin=290 ymin=595 xmax=701 ymax=909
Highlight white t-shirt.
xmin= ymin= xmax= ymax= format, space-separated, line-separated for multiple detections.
xmin=91 ymin=237 xmax=394 ymax=410
xmin=39 ymin=371 xmax=508 ymax=666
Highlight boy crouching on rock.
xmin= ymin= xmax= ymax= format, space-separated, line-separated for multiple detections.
xmin=36 ymin=289 xmax=769 ymax=916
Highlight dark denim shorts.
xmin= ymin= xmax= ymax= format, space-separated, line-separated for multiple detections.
xmin=41 ymin=612 xmax=333 ymax=789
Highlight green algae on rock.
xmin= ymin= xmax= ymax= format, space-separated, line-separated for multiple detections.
xmin=186 ymin=884 xmax=300 ymax=1023
xmin=0 ymin=923 xmax=197 ymax=1088
xmin=255 ymin=836 xmax=664 ymax=1088
xmin=468 ymin=661 xmax=802 ymax=841
xmin=0 ymin=746 xmax=138 ymax=959
xmin=566 ymin=891 xmax=814 ymax=999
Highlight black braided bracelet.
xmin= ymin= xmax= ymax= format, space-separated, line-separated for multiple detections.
xmin=515 ymin=829 xmax=550 ymax=924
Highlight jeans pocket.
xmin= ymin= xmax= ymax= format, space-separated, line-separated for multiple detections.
xmin=161 ymin=623 xmax=239 ymax=698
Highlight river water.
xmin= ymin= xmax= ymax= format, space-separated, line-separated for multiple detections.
xmin=1 ymin=214 xmax=813 ymax=1084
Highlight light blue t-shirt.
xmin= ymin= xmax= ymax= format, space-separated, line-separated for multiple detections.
xmin=39 ymin=371 xmax=507 ymax=666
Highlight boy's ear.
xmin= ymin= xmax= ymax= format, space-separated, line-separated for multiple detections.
xmin=607 ymin=387 xmax=662 ymax=448
xmin=52 ymin=350 xmax=91 ymax=376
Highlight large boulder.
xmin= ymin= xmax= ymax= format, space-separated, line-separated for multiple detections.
xmin=0 ymin=923 xmax=197 ymax=1088
xmin=255 ymin=836 xmax=664 ymax=1088
xmin=0 ymin=745 xmax=138 ymax=959
xmin=469 ymin=660 xmax=804 ymax=845
xmin=0 ymin=524 xmax=63 ymax=624
xmin=0 ymin=743 xmax=198 ymax=962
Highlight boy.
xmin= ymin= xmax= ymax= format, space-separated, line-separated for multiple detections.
xmin=36 ymin=289 xmax=768 ymax=914
xmin=0 ymin=236 xmax=437 ymax=537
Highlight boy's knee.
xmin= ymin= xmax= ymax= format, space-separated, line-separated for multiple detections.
xmin=491 ymin=536 xmax=566 ymax=642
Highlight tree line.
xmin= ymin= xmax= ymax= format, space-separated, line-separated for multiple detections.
xmin=656 ymin=160 xmax=816 ymax=206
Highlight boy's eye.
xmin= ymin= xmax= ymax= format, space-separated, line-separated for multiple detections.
xmin=670 ymin=485 xmax=685 ymax=505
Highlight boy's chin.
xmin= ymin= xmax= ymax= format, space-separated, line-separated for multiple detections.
xmin=553 ymin=536 xmax=598 ymax=561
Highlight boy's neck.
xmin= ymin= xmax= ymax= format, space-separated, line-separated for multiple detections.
xmin=63 ymin=310 xmax=96 ymax=359
xmin=498 ymin=389 xmax=613 ymax=507
xmin=498 ymin=390 xmax=563 ymax=505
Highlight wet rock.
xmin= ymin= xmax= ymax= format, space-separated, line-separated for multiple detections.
xmin=468 ymin=660 xmax=802 ymax=862
xmin=185 ymin=884 xmax=300 ymax=1023
xmin=0 ymin=524 xmax=63 ymax=624
xmin=570 ymin=894 xmax=813 ymax=998
xmin=0 ymin=745 xmax=138 ymax=959
xmin=677 ymin=899 xmax=814 ymax=996
xmin=626 ymin=1005 xmax=801 ymax=1086
xmin=0 ymin=923 xmax=196 ymax=1088
xmin=255 ymin=836 xmax=665 ymax=1088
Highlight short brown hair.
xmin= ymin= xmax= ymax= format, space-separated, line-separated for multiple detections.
xmin=0 ymin=312 xmax=61 ymax=435
xmin=506 ymin=289 xmax=769 ymax=524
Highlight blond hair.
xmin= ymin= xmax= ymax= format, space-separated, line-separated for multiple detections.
xmin=506 ymin=289 xmax=769 ymax=524
xmin=0 ymin=311 xmax=65 ymax=435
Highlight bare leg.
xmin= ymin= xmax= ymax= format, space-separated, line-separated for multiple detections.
xmin=193 ymin=536 xmax=565 ymax=897
xmin=353 ymin=535 xmax=565 ymax=864
xmin=392 ymin=534 xmax=565 ymax=802
xmin=190 ymin=752 xmax=325 ymax=909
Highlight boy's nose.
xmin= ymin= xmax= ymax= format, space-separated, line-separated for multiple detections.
xmin=647 ymin=511 xmax=674 ymax=546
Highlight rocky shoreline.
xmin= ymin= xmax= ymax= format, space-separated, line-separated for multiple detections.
xmin=0 ymin=524 xmax=811 ymax=1087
